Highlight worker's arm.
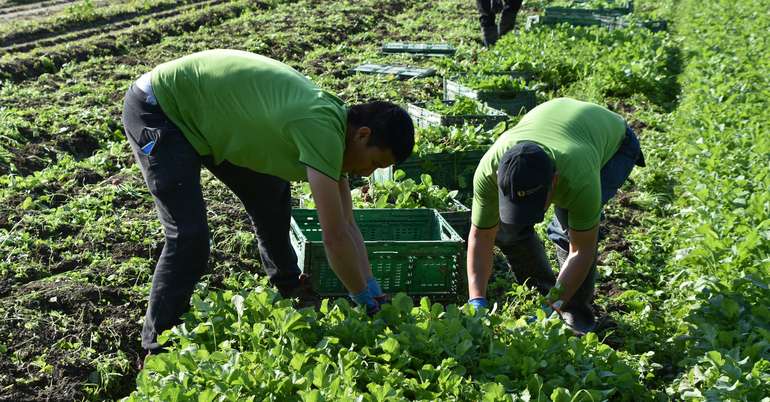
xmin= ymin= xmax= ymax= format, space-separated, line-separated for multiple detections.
xmin=307 ymin=167 xmax=366 ymax=294
xmin=553 ymin=225 xmax=598 ymax=303
xmin=337 ymin=176 xmax=374 ymax=285
xmin=467 ymin=223 xmax=499 ymax=300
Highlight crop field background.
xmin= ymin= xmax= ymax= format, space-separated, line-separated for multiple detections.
xmin=0 ymin=0 xmax=767 ymax=400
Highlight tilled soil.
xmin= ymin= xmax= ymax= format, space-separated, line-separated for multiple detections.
xmin=0 ymin=279 xmax=144 ymax=401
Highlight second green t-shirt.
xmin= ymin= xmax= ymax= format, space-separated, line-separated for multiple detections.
xmin=472 ymin=98 xmax=626 ymax=231
xmin=151 ymin=49 xmax=348 ymax=182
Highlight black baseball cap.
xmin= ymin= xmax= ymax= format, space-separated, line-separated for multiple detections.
xmin=498 ymin=142 xmax=555 ymax=226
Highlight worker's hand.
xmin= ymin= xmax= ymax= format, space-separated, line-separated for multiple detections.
xmin=467 ymin=297 xmax=489 ymax=314
xmin=374 ymin=293 xmax=391 ymax=306
xmin=541 ymin=299 xmax=564 ymax=318
xmin=366 ymin=301 xmax=381 ymax=317
xmin=350 ymin=288 xmax=381 ymax=316
xmin=527 ymin=299 xmax=564 ymax=324
xmin=366 ymin=277 xmax=390 ymax=309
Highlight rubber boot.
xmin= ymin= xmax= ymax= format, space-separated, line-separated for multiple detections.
xmin=555 ymin=245 xmax=597 ymax=334
xmin=279 ymin=273 xmax=320 ymax=309
xmin=481 ymin=25 xmax=498 ymax=47
xmin=499 ymin=235 xmax=556 ymax=295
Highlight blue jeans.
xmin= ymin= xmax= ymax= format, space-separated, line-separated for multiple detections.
xmin=546 ymin=126 xmax=644 ymax=251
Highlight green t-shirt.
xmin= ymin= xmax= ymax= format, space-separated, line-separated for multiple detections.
xmin=151 ymin=49 xmax=347 ymax=182
xmin=472 ymin=98 xmax=626 ymax=230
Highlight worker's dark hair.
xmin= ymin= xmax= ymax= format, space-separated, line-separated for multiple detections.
xmin=347 ymin=101 xmax=415 ymax=164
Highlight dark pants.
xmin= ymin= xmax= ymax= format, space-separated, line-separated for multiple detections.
xmin=476 ymin=0 xmax=523 ymax=44
xmin=497 ymin=126 xmax=645 ymax=300
xmin=546 ymin=126 xmax=645 ymax=250
xmin=121 ymin=83 xmax=301 ymax=352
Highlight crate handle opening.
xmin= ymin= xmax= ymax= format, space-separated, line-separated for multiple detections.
xmin=439 ymin=218 xmax=461 ymax=241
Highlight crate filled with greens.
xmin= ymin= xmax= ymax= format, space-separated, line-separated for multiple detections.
xmin=374 ymin=149 xmax=486 ymax=198
xmin=356 ymin=171 xmax=472 ymax=240
xmin=545 ymin=0 xmax=633 ymax=17
xmin=290 ymin=208 xmax=464 ymax=298
xmin=443 ymin=72 xmax=537 ymax=115
xmin=407 ymin=97 xmax=509 ymax=129
xmin=526 ymin=7 xmax=666 ymax=32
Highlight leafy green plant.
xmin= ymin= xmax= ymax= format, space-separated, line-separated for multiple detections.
xmin=65 ymin=0 xmax=98 ymax=21
xmin=352 ymin=171 xmax=461 ymax=210
xmin=462 ymin=74 xmax=529 ymax=92
xmin=413 ymin=123 xmax=507 ymax=156
xmin=426 ymin=96 xmax=485 ymax=116
xmin=124 ymin=276 xmax=659 ymax=401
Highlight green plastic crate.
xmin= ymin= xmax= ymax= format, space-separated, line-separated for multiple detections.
xmin=351 ymin=63 xmax=436 ymax=79
xmin=290 ymin=209 xmax=464 ymax=298
xmin=443 ymin=77 xmax=537 ymax=116
xmin=526 ymin=13 xmax=667 ymax=32
xmin=407 ymin=101 xmax=509 ymax=130
xmin=545 ymin=0 xmax=633 ymax=17
xmin=381 ymin=42 xmax=456 ymax=57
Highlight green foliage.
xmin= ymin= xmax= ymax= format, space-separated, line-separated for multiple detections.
xmin=2 ymin=0 xmax=768 ymax=399
xmin=65 ymin=0 xmax=98 ymax=21
xmin=605 ymin=0 xmax=770 ymax=399
xmin=473 ymin=24 xmax=677 ymax=107
xmin=125 ymin=278 xmax=657 ymax=401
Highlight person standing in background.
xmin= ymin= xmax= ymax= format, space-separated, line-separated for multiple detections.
xmin=476 ymin=0 xmax=524 ymax=47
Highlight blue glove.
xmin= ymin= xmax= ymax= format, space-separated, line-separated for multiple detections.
xmin=350 ymin=288 xmax=379 ymax=315
xmin=367 ymin=277 xmax=383 ymax=298
xmin=468 ymin=297 xmax=489 ymax=310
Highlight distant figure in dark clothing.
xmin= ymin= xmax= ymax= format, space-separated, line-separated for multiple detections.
xmin=476 ymin=0 xmax=523 ymax=47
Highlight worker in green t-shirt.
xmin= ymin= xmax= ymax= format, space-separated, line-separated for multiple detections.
xmin=121 ymin=49 xmax=415 ymax=355
xmin=466 ymin=98 xmax=645 ymax=334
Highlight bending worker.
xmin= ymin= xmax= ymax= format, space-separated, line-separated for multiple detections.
xmin=121 ymin=49 xmax=414 ymax=355
xmin=466 ymin=97 xmax=645 ymax=333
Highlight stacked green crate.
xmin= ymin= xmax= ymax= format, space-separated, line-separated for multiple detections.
xmin=526 ymin=1 xmax=666 ymax=32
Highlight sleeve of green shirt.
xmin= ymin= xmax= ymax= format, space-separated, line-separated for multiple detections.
xmin=471 ymin=158 xmax=500 ymax=229
xmin=565 ymin=173 xmax=602 ymax=231
xmin=285 ymin=118 xmax=345 ymax=181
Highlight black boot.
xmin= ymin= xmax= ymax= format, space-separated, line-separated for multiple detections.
xmin=498 ymin=0 xmax=523 ymax=37
xmin=476 ymin=0 xmax=499 ymax=47
xmin=555 ymin=245 xmax=597 ymax=334
xmin=499 ymin=235 xmax=556 ymax=295
xmin=482 ymin=25 xmax=498 ymax=47
xmin=278 ymin=273 xmax=320 ymax=309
